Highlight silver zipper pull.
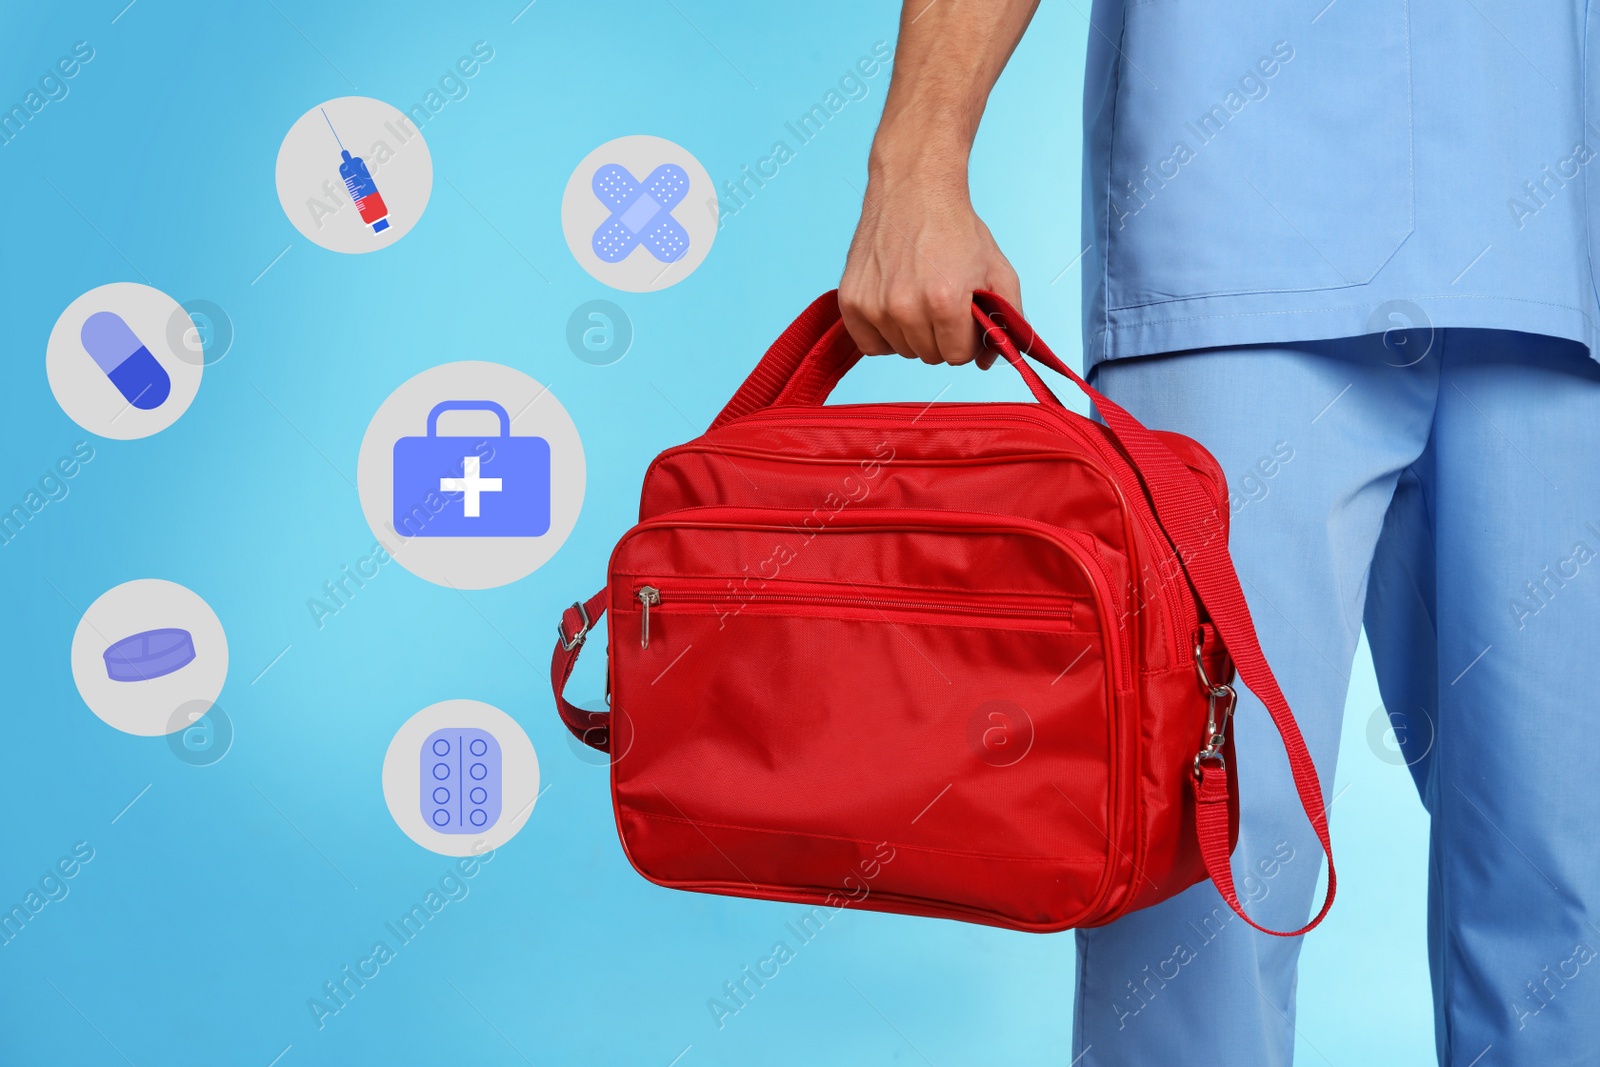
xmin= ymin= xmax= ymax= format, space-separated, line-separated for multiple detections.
xmin=637 ymin=585 xmax=660 ymax=649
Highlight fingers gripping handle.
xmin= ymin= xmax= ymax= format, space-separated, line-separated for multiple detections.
xmin=710 ymin=290 xmax=1067 ymax=427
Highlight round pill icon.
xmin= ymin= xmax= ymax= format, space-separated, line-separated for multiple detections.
xmin=81 ymin=311 xmax=171 ymax=410
xmin=102 ymin=627 xmax=196 ymax=682
xmin=70 ymin=579 xmax=229 ymax=736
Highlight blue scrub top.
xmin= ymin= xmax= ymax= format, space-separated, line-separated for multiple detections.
xmin=1081 ymin=1 xmax=1600 ymax=370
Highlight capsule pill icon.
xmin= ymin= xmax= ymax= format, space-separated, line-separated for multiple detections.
xmin=81 ymin=311 xmax=171 ymax=410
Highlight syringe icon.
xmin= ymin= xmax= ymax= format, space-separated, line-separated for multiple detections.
xmin=322 ymin=108 xmax=390 ymax=235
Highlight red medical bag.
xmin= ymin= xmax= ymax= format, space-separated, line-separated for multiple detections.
xmin=551 ymin=292 xmax=1334 ymax=935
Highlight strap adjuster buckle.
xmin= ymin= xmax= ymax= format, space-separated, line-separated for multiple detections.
xmin=558 ymin=601 xmax=592 ymax=651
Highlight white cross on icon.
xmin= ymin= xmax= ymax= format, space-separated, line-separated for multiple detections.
xmin=439 ymin=455 xmax=502 ymax=517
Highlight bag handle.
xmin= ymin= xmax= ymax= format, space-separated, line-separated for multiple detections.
xmin=710 ymin=291 xmax=846 ymax=428
xmin=709 ymin=291 xmax=1067 ymax=428
xmin=969 ymin=290 xmax=1335 ymax=938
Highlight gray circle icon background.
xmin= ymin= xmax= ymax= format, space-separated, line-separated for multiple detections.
xmin=355 ymin=361 xmax=586 ymax=589
xmin=566 ymin=300 xmax=633 ymax=366
xmin=381 ymin=699 xmax=540 ymax=857
xmin=47 ymin=283 xmax=205 ymax=440
xmin=560 ymin=135 xmax=717 ymax=292
xmin=275 ymin=96 xmax=433 ymax=254
xmin=71 ymin=579 xmax=229 ymax=736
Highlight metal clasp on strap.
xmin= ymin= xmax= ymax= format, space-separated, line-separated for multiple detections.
xmin=1193 ymin=638 xmax=1237 ymax=777
xmin=558 ymin=600 xmax=592 ymax=651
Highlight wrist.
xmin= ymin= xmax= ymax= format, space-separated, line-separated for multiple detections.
xmin=866 ymin=139 xmax=971 ymax=196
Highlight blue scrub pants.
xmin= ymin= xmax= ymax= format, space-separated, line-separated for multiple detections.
xmin=1076 ymin=329 xmax=1600 ymax=1066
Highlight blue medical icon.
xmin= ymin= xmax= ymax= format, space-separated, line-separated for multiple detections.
xmin=591 ymin=163 xmax=690 ymax=263
xmin=323 ymin=108 xmax=390 ymax=234
xmin=421 ymin=728 xmax=502 ymax=833
xmin=103 ymin=627 xmax=195 ymax=682
xmin=81 ymin=311 xmax=171 ymax=409
xmin=392 ymin=400 xmax=550 ymax=538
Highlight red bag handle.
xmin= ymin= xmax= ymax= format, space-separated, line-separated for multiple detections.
xmin=968 ymin=290 xmax=1335 ymax=938
xmin=710 ymin=291 xmax=850 ymax=427
xmin=709 ymin=290 xmax=1067 ymax=427
xmin=552 ymin=291 xmax=1336 ymax=937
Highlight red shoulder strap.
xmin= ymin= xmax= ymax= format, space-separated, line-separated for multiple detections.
xmin=971 ymin=291 xmax=1334 ymax=937
xmin=553 ymin=592 xmax=610 ymax=752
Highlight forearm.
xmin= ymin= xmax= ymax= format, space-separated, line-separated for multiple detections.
xmin=869 ymin=0 xmax=1041 ymax=188
xmin=841 ymin=0 xmax=1036 ymax=364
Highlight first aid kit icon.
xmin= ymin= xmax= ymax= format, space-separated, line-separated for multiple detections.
xmin=392 ymin=400 xmax=550 ymax=538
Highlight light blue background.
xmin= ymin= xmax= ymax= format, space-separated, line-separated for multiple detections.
xmin=0 ymin=2 xmax=1430 ymax=1064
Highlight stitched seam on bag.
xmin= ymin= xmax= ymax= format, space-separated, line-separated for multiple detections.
xmin=638 ymin=876 xmax=1093 ymax=931
xmin=624 ymin=809 xmax=1106 ymax=865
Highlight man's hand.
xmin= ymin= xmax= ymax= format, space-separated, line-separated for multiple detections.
xmin=839 ymin=0 xmax=1039 ymax=369
xmin=841 ymin=176 xmax=1020 ymax=368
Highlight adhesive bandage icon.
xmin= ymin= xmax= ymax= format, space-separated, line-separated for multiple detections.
xmin=561 ymin=136 xmax=716 ymax=292
xmin=590 ymin=163 xmax=690 ymax=263
xmin=422 ymin=728 xmax=502 ymax=833
xmin=81 ymin=311 xmax=171 ymax=410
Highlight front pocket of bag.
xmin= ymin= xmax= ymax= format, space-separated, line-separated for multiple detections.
xmin=1104 ymin=0 xmax=1414 ymax=307
xmin=604 ymin=507 xmax=1129 ymax=927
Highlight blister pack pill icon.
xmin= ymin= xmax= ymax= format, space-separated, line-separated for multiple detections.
xmin=421 ymin=728 xmax=502 ymax=834
xmin=590 ymin=163 xmax=690 ymax=263
xmin=81 ymin=311 xmax=171 ymax=410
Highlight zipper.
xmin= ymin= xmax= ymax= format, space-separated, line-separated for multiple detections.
xmin=629 ymin=579 xmax=1075 ymax=637
xmin=991 ymin=406 xmax=1197 ymax=662
xmin=637 ymin=585 xmax=660 ymax=649
xmin=1065 ymin=422 xmax=1197 ymax=661
xmin=1049 ymin=529 xmax=1133 ymax=692
xmin=613 ymin=508 xmax=1132 ymax=693
xmin=768 ymin=404 xmax=1196 ymax=662
xmin=700 ymin=402 xmax=1198 ymax=663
